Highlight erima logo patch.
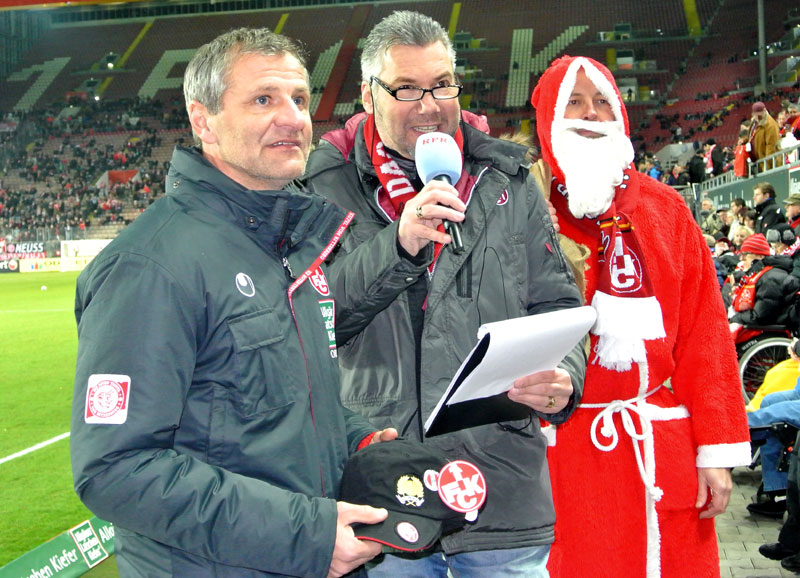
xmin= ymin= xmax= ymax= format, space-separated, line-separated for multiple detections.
xmin=85 ymin=374 xmax=130 ymax=424
xmin=497 ymin=190 xmax=509 ymax=205
xmin=235 ymin=273 xmax=255 ymax=297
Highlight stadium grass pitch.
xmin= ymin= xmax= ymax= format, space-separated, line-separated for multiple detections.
xmin=0 ymin=270 xmax=94 ymax=565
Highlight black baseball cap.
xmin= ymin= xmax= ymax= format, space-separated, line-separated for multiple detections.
xmin=339 ymin=439 xmax=486 ymax=552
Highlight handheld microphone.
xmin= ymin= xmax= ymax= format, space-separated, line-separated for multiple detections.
xmin=414 ymin=132 xmax=465 ymax=254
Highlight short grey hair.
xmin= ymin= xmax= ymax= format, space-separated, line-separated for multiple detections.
xmin=184 ymin=27 xmax=307 ymax=116
xmin=360 ymin=11 xmax=456 ymax=83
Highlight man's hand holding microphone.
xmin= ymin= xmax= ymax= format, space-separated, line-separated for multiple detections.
xmin=397 ymin=132 xmax=466 ymax=257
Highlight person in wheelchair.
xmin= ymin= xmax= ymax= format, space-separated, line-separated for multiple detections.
xmin=747 ymin=339 xmax=800 ymax=412
xmin=759 ymin=428 xmax=800 ymax=572
xmin=748 ymin=340 xmax=800 ymax=517
xmin=729 ymin=233 xmax=799 ymax=331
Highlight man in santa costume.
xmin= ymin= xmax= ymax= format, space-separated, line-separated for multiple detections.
xmin=530 ymin=55 xmax=752 ymax=577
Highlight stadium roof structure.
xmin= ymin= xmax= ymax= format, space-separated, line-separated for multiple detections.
xmin=0 ymin=0 xmax=348 ymax=13
xmin=0 ymin=0 xmax=153 ymax=10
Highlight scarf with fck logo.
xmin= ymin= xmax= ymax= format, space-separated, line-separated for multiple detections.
xmin=550 ymin=169 xmax=666 ymax=371
xmin=364 ymin=114 xmax=469 ymax=272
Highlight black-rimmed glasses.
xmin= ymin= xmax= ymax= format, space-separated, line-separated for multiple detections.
xmin=370 ymin=76 xmax=462 ymax=102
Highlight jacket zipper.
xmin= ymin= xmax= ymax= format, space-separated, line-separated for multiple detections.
xmin=282 ymin=256 xmax=296 ymax=279
xmin=284 ymin=211 xmax=355 ymax=496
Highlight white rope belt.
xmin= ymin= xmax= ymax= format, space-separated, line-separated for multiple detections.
xmin=578 ymin=386 xmax=664 ymax=502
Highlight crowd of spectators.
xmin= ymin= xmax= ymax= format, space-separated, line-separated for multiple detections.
xmin=1 ymin=82 xmax=797 ymax=250
xmin=630 ymin=89 xmax=800 ymax=194
xmin=0 ymin=97 xmax=183 ymax=245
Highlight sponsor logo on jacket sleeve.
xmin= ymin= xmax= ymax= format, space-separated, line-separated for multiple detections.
xmin=85 ymin=374 xmax=130 ymax=424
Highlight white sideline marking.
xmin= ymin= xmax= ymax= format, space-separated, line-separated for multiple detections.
xmin=0 ymin=432 xmax=71 ymax=466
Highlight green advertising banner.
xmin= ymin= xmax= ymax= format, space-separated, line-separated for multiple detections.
xmin=0 ymin=517 xmax=114 ymax=578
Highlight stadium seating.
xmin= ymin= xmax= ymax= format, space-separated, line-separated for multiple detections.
xmin=3 ymin=0 xmax=800 ymax=245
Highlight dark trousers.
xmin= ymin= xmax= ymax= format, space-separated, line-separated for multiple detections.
xmin=779 ymin=431 xmax=800 ymax=550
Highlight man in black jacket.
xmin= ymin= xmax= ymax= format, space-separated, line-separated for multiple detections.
xmin=704 ymin=138 xmax=724 ymax=176
xmin=754 ymin=181 xmax=787 ymax=235
xmin=303 ymin=10 xmax=585 ymax=577
xmin=71 ymin=28 xmax=394 ymax=578
xmin=688 ymin=146 xmax=707 ymax=184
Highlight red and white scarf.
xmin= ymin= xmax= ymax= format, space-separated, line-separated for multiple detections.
xmin=550 ymin=168 xmax=666 ymax=371
xmin=364 ymin=115 xmax=471 ymax=273
xmin=781 ymin=236 xmax=800 ymax=256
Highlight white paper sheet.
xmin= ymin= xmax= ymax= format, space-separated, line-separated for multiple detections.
xmin=424 ymin=306 xmax=596 ymax=434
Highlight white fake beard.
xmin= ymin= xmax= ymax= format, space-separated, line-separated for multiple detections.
xmin=551 ymin=119 xmax=634 ymax=219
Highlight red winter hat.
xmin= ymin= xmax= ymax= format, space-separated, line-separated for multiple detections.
xmin=740 ymin=233 xmax=771 ymax=256
xmin=531 ymin=55 xmax=630 ymax=186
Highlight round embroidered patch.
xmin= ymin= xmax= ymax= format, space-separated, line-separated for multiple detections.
xmin=437 ymin=460 xmax=487 ymax=514
xmin=423 ymin=469 xmax=439 ymax=492
xmin=395 ymin=521 xmax=420 ymax=544
xmin=87 ymin=379 xmax=126 ymax=419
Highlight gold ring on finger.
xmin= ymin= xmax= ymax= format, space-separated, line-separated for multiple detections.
xmin=546 ymin=396 xmax=556 ymax=409
xmin=415 ymin=205 xmax=424 ymax=219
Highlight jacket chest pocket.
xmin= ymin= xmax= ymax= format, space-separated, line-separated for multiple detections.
xmin=227 ymin=308 xmax=302 ymax=417
xmin=472 ymin=233 xmax=527 ymax=322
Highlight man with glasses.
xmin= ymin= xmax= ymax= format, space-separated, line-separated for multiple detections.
xmin=303 ymin=10 xmax=585 ymax=577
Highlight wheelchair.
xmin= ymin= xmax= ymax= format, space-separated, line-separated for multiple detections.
xmin=734 ymin=324 xmax=793 ymax=403
xmin=750 ymin=422 xmax=799 ymax=473
xmin=748 ymin=422 xmax=799 ymax=516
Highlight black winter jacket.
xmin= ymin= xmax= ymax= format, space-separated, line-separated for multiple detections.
xmin=754 ymin=197 xmax=787 ymax=235
xmin=302 ymin=114 xmax=586 ymax=553
xmin=71 ymin=146 xmax=375 ymax=577
xmin=688 ymin=154 xmax=706 ymax=183
xmin=730 ymin=256 xmax=799 ymax=326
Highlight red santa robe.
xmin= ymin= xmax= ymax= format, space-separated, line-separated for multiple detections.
xmin=532 ymin=56 xmax=751 ymax=578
